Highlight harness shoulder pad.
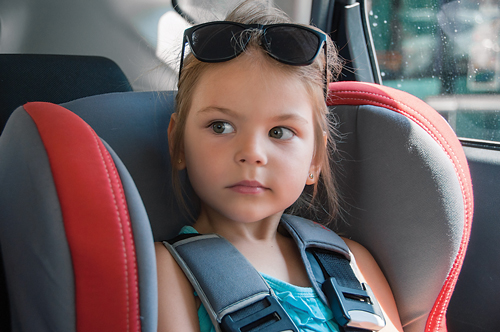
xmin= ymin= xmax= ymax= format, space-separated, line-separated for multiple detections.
xmin=163 ymin=233 xmax=298 ymax=332
xmin=280 ymin=214 xmax=350 ymax=259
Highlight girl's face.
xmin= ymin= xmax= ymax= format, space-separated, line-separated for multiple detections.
xmin=179 ymin=52 xmax=319 ymax=224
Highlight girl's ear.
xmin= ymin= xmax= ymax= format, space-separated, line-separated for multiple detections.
xmin=306 ymin=131 xmax=327 ymax=185
xmin=306 ymin=165 xmax=321 ymax=185
xmin=168 ymin=113 xmax=186 ymax=170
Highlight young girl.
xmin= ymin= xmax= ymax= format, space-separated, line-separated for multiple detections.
xmin=155 ymin=1 xmax=403 ymax=331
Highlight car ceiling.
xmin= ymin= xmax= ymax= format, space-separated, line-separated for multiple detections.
xmin=0 ymin=0 xmax=310 ymax=91
xmin=0 ymin=0 xmax=175 ymax=91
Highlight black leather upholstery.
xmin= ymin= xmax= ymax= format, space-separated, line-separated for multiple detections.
xmin=0 ymin=54 xmax=133 ymax=133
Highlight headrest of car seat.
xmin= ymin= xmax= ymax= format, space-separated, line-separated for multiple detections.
xmin=327 ymin=82 xmax=473 ymax=332
xmin=0 ymin=54 xmax=133 ymax=133
xmin=60 ymin=91 xmax=184 ymax=241
xmin=0 ymin=102 xmax=156 ymax=331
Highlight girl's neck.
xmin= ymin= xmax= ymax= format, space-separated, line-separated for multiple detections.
xmin=192 ymin=205 xmax=311 ymax=287
xmin=192 ymin=206 xmax=284 ymax=245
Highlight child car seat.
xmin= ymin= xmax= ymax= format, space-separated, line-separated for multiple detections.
xmin=0 ymin=81 xmax=472 ymax=332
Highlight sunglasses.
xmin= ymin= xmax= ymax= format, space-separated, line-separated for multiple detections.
xmin=179 ymin=21 xmax=329 ymax=96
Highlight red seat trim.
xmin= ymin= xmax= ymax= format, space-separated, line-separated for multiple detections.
xmin=24 ymin=102 xmax=141 ymax=332
xmin=328 ymin=82 xmax=473 ymax=332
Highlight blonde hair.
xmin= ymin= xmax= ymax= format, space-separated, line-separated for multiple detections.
xmin=170 ymin=0 xmax=343 ymax=224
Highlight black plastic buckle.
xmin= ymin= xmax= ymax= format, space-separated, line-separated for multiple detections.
xmin=322 ymin=277 xmax=385 ymax=331
xmin=220 ymin=295 xmax=298 ymax=332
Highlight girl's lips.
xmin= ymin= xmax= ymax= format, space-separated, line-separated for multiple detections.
xmin=228 ymin=180 xmax=268 ymax=194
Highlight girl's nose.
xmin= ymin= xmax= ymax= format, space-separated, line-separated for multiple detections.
xmin=235 ymin=135 xmax=268 ymax=165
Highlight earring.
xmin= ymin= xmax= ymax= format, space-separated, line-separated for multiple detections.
xmin=309 ymin=173 xmax=314 ymax=179
xmin=178 ymin=159 xmax=182 ymax=164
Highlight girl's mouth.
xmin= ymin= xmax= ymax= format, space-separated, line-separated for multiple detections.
xmin=227 ymin=180 xmax=268 ymax=194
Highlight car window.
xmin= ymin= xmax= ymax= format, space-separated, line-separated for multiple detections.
xmin=367 ymin=0 xmax=500 ymax=143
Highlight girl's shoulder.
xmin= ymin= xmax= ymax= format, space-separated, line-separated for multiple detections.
xmin=155 ymin=242 xmax=201 ymax=331
xmin=342 ymin=238 xmax=403 ymax=331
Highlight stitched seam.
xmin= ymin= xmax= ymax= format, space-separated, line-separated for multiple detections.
xmin=91 ymin=131 xmax=130 ymax=331
xmin=332 ymin=90 xmax=473 ymax=331
xmin=105 ymin=145 xmax=140 ymax=331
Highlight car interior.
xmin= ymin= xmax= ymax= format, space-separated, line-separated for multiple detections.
xmin=0 ymin=0 xmax=499 ymax=331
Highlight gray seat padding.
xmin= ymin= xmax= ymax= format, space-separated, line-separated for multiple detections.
xmin=333 ymin=104 xmax=464 ymax=332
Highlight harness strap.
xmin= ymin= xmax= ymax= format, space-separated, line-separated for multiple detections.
xmin=279 ymin=214 xmax=351 ymax=305
xmin=312 ymin=250 xmax=385 ymax=331
xmin=165 ymin=215 xmax=385 ymax=332
xmin=280 ymin=215 xmax=385 ymax=331
xmin=163 ymin=233 xmax=298 ymax=332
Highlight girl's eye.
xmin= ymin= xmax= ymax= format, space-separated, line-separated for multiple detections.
xmin=211 ymin=121 xmax=234 ymax=134
xmin=269 ymin=127 xmax=294 ymax=140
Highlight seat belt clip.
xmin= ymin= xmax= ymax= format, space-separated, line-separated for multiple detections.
xmin=220 ymin=295 xmax=298 ymax=332
xmin=322 ymin=277 xmax=386 ymax=331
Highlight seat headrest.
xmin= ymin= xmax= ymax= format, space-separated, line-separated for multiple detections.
xmin=0 ymin=54 xmax=133 ymax=133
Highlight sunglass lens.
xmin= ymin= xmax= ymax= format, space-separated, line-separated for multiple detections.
xmin=264 ymin=26 xmax=321 ymax=65
xmin=190 ymin=23 xmax=247 ymax=62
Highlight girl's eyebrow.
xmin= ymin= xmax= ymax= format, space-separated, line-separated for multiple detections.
xmin=196 ymin=106 xmax=239 ymax=118
xmin=271 ymin=113 xmax=309 ymax=124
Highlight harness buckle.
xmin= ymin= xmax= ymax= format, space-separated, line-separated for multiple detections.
xmin=322 ymin=277 xmax=386 ymax=331
xmin=220 ymin=295 xmax=298 ymax=332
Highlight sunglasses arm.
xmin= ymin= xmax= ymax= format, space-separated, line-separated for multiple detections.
xmin=323 ymin=42 xmax=328 ymax=101
xmin=178 ymin=34 xmax=188 ymax=81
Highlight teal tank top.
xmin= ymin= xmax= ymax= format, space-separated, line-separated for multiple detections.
xmin=179 ymin=226 xmax=340 ymax=332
